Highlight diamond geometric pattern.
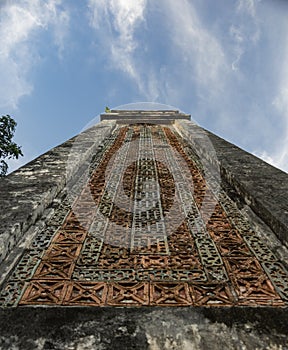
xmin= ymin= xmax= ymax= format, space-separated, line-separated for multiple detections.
xmin=1 ymin=124 xmax=287 ymax=307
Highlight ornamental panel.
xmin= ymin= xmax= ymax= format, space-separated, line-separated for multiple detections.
xmin=1 ymin=124 xmax=288 ymax=307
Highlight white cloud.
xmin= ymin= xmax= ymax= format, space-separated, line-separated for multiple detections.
xmin=229 ymin=0 xmax=260 ymax=71
xmin=87 ymin=0 xmax=229 ymax=103
xmin=164 ymin=0 xmax=226 ymax=91
xmin=0 ymin=0 xmax=69 ymax=109
xmin=270 ymin=86 xmax=288 ymax=172
xmin=237 ymin=0 xmax=259 ymax=18
xmin=49 ymin=4 xmax=70 ymax=59
xmin=229 ymin=26 xmax=244 ymax=71
xmin=252 ymin=29 xmax=288 ymax=173
xmin=230 ymin=25 xmax=244 ymax=44
xmin=88 ymin=0 xmax=152 ymax=97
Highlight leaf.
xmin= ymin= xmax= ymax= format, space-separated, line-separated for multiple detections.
xmin=0 ymin=115 xmax=23 ymax=176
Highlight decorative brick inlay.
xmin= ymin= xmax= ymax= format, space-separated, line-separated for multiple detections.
xmin=1 ymin=124 xmax=287 ymax=307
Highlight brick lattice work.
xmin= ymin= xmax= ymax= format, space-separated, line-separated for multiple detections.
xmin=1 ymin=124 xmax=288 ymax=307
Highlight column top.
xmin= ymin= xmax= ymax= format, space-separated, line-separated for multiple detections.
xmin=100 ymin=110 xmax=191 ymax=124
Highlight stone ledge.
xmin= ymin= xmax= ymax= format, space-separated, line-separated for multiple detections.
xmin=0 ymin=307 xmax=287 ymax=349
xmin=100 ymin=110 xmax=191 ymax=124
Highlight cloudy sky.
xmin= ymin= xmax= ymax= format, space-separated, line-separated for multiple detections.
xmin=1 ymin=0 xmax=288 ymax=173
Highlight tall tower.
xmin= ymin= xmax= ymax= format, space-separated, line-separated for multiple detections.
xmin=0 ymin=110 xmax=287 ymax=349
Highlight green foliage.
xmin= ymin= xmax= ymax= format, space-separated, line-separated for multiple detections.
xmin=0 ymin=115 xmax=23 ymax=176
xmin=105 ymin=106 xmax=111 ymax=113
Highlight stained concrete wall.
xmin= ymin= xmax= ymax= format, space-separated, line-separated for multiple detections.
xmin=0 ymin=307 xmax=287 ymax=350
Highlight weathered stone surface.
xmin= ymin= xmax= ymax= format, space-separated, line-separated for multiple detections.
xmin=0 ymin=307 xmax=287 ymax=350
xmin=176 ymin=120 xmax=288 ymax=248
xmin=0 ymin=121 xmax=116 ymax=264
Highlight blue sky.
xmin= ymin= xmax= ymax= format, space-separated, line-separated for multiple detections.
xmin=1 ymin=0 xmax=288 ymax=173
